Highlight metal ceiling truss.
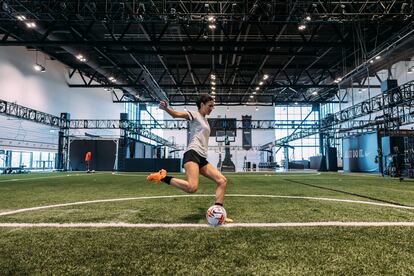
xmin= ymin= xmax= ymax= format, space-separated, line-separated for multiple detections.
xmin=109 ymin=89 xmax=347 ymax=105
xmin=270 ymin=80 xmax=414 ymax=146
xmin=337 ymin=21 xmax=414 ymax=86
xmin=320 ymin=80 xmax=414 ymax=128
xmin=0 ymin=99 xmax=66 ymax=128
xmin=69 ymin=119 xmax=319 ymax=130
xmin=0 ymin=99 xmax=170 ymax=146
xmin=0 ymin=0 xmax=412 ymax=105
xmin=2 ymin=1 xmax=412 ymax=22
xmin=0 ymin=40 xmax=350 ymax=47
xmin=0 ymin=97 xmax=322 ymax=130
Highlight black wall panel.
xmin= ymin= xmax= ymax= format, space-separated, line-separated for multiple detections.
xmin=70 ymin=140 xmax=117 ymax=171
xmin=242 ymin=115 xmax=252 ymax=150
xmin=325 ymin=147 xmax=338 ymax=172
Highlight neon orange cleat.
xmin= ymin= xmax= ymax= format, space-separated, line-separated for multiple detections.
xmin=146 ymin=169 xmax=167 ymax=183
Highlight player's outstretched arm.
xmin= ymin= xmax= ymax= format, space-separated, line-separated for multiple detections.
xmin=159 ymin=100 xmax=190 ymax=119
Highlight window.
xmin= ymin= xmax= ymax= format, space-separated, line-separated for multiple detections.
xmin=139 ymin=104 xmax=164 ymax=145
xmin=32 ymin=152 xmax=41 ymax=168
xmin=0 ymin=152 xmax=6 ymax=168
xmin=274 ymin=105 xmax=319 ymax=164
xmin=21 ymin=152 xmax=31 ymax=168
xmin=11 ymin=152 xmax=21 ymax=167
xmin=0 ymin=150 xmax=56 ymax=170
xmin=124 ymin=103 xmax=165 ymax=146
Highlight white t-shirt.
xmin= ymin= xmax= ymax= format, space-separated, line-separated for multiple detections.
xmin=186 ymin=111 xmax=210 ymax=158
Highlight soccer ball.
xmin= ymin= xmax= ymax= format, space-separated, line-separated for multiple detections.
xmin=206 ymin=205 xmax=227 ymax=226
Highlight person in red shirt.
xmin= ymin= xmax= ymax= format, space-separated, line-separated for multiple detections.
xmin=85 ymin=151 xmax=92 ymax=172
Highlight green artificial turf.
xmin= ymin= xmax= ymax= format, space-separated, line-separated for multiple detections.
xmin=1 ymin=171 xmax=414 ymax=274
xmin=1 ymin=228 xmax=414 ymax=275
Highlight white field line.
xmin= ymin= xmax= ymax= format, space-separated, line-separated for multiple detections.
xmin=0 ymin=173 xmax=101 ymax=183
xmin=1 ymin=194 xmax=414 ymax=217
xmin=231 ymin=173 xmax=322 ymax=177
xmin=0 ymin=175 xmax=72 ymax=183
xmin=111 ymin=172 xmax=323 ymax=177
xmin=111 ymin=173 xmax=151 ymax=177
xmin=343 ymin=173 xmax=383 ymax=178
xmin=1 ymin=221 xmax=414 ymax=228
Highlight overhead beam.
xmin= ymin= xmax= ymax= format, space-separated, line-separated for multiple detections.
xmin=90 ymin=64 xmax=336 ymax=70
xmin=0 ymin=40 xmax=349 ymax=48
xmin=69 ymin=84 xmax=337 ymax=89
xmin=68 ymin=84 xmax=379 ymax=89
xmin=105 ymin=49 xmax=319 ymax=56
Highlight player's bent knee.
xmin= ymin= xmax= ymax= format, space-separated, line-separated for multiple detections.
xmin=187 ymin=185 xmax=198 ymax=193
xmin=217 ymin=177 xmax=227 ymax=188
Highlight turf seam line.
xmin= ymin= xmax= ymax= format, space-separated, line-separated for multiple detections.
xmin=2 ymin=222 xmax=414 ymax=228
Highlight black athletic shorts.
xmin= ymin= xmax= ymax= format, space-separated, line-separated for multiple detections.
xmin=182 ymin=150 xmax=209 ymax=168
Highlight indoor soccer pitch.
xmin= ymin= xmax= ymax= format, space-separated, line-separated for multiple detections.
xmin=1 ymin=172 xmax=414 ymax=274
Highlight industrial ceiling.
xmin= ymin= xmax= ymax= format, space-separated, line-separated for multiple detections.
xmin=0 ymin=0 xmax=413 ymax=105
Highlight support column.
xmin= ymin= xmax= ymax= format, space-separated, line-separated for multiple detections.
xmin=57 ymin=113 xmax=70 ymax=171
xmin=57 ymin=129 xmax=69 ymax=171
xmin=117 ymin=113 xmax=129 ymax=172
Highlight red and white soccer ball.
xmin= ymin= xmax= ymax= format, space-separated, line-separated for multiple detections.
xmin=206 ymin=205 xmax=227 ymax=226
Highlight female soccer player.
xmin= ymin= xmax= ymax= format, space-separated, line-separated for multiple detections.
xmin=147 ymin=94 xmax=232 ymax=222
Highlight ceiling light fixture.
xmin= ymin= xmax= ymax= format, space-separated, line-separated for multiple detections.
xmin=263 ymin=74 xmax=269 ymax=80
xmin=259 ymin=81 xmax=263 ymax=86
xmin=33 ymin=63 xmax=45 ymax=72
xmin=76 ymin=54 xmax=87 ymax=62
xmin=210 ymin=74 xmax=216 ymax=80
xmin=25 ymin=21 xmax=36 ymax=28
xmin=16 ymin=15 xmax=26 ymax=21
xmin=33 ymin=50 xmax=46 ymax=72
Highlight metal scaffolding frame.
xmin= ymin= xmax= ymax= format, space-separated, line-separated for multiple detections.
xmin=1 ymin=1 xmax=412 ymax=105
xmin=269 ymin=80 xmax=414 ymax=147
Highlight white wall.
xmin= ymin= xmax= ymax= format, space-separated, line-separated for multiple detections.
xmin=0 ymin=46 xmax=123 ymax=151
xmin=333 ymin=58 xmax=414 ymax=110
